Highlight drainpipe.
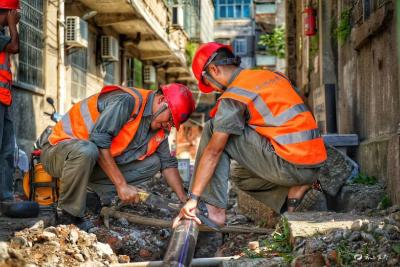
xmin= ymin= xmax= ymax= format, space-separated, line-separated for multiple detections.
xmin=163 ymin=219 xmax=199 ymax=267
xmin=57 ymin=0 xmax=66 ymax=114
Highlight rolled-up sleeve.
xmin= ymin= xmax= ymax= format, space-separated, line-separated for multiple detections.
xmin=213 ymin=99 xmax=247 ymax=135
xmin=156 ymin=139 xmax=178 ymax=170
xmin=89 ymin=94 xmax=135 ymax=148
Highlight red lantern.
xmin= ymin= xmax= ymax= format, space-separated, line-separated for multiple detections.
xmin=304 ymin=7 xmax=316 ymax=36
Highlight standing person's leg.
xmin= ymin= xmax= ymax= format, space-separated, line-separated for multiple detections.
xmin=0 ymin=105 xmax=15 ymax=201
xmin=89 ymin=154 xmax=161 ymax=203
xmin=41 ymin=140 xmax=99 ymax=217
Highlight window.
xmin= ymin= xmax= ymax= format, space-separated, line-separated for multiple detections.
xmin=104 ymin=63 xmax=115 ymax=85
xmin=134 ymin=58 xmax=143 ymax=88
xmin=255 ymin=3 xmax=277 ymax=14
xmin=69 ymin=49 xmax=87 ymax=100
xmin=233 ymin=38 xmax=247 ymax=55
xmin=215 ymin=0 xmax=251 ymax=19
xmin=16 ymin=0 xmax=44 ymax=89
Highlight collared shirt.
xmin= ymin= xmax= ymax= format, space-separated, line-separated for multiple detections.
xmin=0 ymin=29 xmax=11 ymax=52
xmin=89 ymin=90 xmax=178 ymax=169
xmin=213 ymin=99 xmax=248 ymax=135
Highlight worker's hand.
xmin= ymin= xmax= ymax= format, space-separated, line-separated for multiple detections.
xmin=172 ymin=199 xmax=201 ymax=228
xmin=116 ymin=184 xmax=140 ymax=203
xmin=7 ymin=10 xmax=20 ymax=27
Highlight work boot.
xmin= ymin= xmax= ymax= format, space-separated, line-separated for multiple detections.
xmin=86 ymin=191 xmax=102 ymax=214
xmin=57 ymin=210 xmax=94 ymax=232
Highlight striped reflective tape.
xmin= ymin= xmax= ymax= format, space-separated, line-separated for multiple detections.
xmin=80 ymin=98 xmax=95 ymax=132
xmin=0 ymin=80 xmax=11 ymax=89
xmin=274 ymin=128 xmax=321 ymax=145
xmin=61 ymin=113 xmax=74 ymax=138
xmin=226 ymin=87 xmax=308 ymax=126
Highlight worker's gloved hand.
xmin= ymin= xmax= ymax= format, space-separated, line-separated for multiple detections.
xmin=116 ymin=184 xmax=140 ymax=204
xmin=172 ymin=199 xmax=201 ymax=228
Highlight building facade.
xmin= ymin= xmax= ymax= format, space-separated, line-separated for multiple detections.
xmin=286 ymin=0 xmax=400 ymax=203
xmin=11 ymin=0 xmax=209 ymax=153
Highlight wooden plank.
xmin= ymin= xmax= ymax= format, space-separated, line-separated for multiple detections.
xmin=322 ymin=134 xmax=359 ymax=146
xmin=100 ymin=207 xmax=273 ymax=235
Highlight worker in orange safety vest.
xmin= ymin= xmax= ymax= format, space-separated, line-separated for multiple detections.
xmin=41 ymin=84 xmax=195 ymax=231
xmin=0 ymin=0 xmax=20 ymax=202
xmin=173 ymin=42 xmax=329 ymax=229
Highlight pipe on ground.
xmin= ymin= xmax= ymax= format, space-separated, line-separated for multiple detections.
xmin=111 ymin=256 xmax=240 ymax=267
xmin=163 ymin=219 xmax=199 ymax=267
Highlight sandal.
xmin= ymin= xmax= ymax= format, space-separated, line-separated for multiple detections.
xmin=287 ymin=188 xmax=324 ymax=212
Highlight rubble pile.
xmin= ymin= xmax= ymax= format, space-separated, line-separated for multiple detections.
xmin=229 ymin=206 xmax=400 ymax=266
xmin=0 ymin=220 xmax=126 ymax=267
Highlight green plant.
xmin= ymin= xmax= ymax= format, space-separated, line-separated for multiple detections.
xmin=335 ymin=8 xmax=352 ymax=45
xmin=185 ymin=42 xmax=199 ymax=67
xmin=337 ymin=240 xmax=356 ymax=266
xmin=352 ymin=173 xmax=378 ymax=185
xmin=379 ymin=194 xmax=392 ymax=209
xmin=258 ymin=26 xmax=286 ymax=58
xmin=392 ymin=244 xmax=400 ymax=255
xmin=309 ymin=34 xmax=319 ymax=57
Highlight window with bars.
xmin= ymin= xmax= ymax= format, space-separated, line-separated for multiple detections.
xmin=16 ymin=0 xmax=44 ymax=89
xmin=215 ymin=0 xmax=251 ymax=19
xmin=351 ymin=0 xmax=391 ymax=26
xmin=104 ymin=62 xmax=115 ymax=85
xmin=69 ymin=49 xmax=87 ymax=100
xmin=233 ymin=38 xmax=247 ymax=55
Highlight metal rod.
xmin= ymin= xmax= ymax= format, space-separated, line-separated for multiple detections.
xmin=111 ymin=256 xmax=240 ymax=267
xmin=163 ymin=219 xmax=199 ymax=267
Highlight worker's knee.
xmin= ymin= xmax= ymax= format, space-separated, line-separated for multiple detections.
xmin=73 ymin=141 xmax=99 ymax=163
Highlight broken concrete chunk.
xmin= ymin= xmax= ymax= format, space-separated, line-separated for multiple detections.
xmin=0 ymin=242 xmax=9 ymax=261
xmin=335 ymin=184 xmax=385 ymax=212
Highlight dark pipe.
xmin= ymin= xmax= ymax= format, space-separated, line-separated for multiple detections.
xmin=163 ymin=219 xmax=199 ymax=267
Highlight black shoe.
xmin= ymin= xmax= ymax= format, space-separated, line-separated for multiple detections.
xmin=57 ymin=210 xmax=94 ymax=232
xmin=86 ymin=192 xmax=102 ymax=214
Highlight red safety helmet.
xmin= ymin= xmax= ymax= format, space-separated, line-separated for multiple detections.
xmin=161 ymin=83 xmax=196 ymax=130
xmin=192 ymin=42 xmax=233 ymax=93
xmin=0 ymin=0 xmax=20 ymax=9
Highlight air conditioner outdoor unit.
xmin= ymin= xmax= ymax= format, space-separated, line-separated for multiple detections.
xmin=143 ymin=65 xmax=156 ymax=84
xmin=101 ymin=36 xmax=119 ymax=62
xmin=65 ymin=16 xmax=88 ymax=48
xmin=172 ymin=5 xmax=184 ymax=28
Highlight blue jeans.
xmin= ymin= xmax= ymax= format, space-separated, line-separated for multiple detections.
xmin=0 ymin=104 xmax=15 ymax=201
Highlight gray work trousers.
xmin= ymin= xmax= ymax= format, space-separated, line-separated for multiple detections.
xmin=41 ymin=140 xmax=161 ymax=217
xmin=193 ymin=120 xmax=321 ymax=213
xmin=0 ymin=104 xmax=15 ymax=201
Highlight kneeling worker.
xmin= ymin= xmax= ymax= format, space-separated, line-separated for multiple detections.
xmin=41 ymin=84 xmax=195 ymax=230
xmin=173 ymin=42 xmax=327 ymax=228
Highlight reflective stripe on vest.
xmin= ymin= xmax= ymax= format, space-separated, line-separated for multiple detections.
xmin=0 ymin=51 xmax=12 ymax=106
xmin=212 ymin=69 xmax=327 ymax=165
xmin=49 ymin=85 xmax=165 ymax=159
xmin=225 ymin=87 xmax=308 ymax=127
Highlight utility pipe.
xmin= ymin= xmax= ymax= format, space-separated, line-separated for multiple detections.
xmin=57 ymin=0 xmax=66 ymax=114
xmin=111 ymin=256 xmax=240 ymax=267
xmin=163 ymin=219 xmax=199 ymax=266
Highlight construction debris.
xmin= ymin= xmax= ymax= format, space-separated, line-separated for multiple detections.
xmin=0 ymin=220 xmax=127 ymax=266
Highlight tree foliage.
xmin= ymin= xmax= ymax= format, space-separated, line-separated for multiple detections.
xmin=258 ymin=26 xmax=286 ymax=59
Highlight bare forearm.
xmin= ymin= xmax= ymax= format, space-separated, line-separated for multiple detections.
xmin=162 ymin=168 xmax=187 ymax=202
xmin=6 ymin=24 xmax=19 ymax=54
xmin=97 ymin=148 xmax=126 ymax=188
xmin=191 ymin=148 xmax=223 ymax=196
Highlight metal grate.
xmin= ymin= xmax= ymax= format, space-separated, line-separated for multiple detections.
xmin=69 ymin=49 xmax=87 ymax=100
xmin=17 ymin=0 xmax=44 ymax=88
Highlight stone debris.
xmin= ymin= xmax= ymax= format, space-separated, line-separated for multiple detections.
xmin=0 ymin=221 xmax=127 ymax=266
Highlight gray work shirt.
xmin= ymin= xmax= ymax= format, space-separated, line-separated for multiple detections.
xmin=0 ymin=29 xmax=11 ymax=52
xmin=89 ymin=90 xmax=178 ymax=170
xmin=213 ymin=99 xmax=248 ymax=135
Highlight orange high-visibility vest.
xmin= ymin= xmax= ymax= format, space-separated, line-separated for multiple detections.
xmin=210 ymin=69 xmax=327 ymax=166
xmin=0 ymin=50 xmax=12 ymax=106
xmin=48 ymin=85 xmax=166 ymax=159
